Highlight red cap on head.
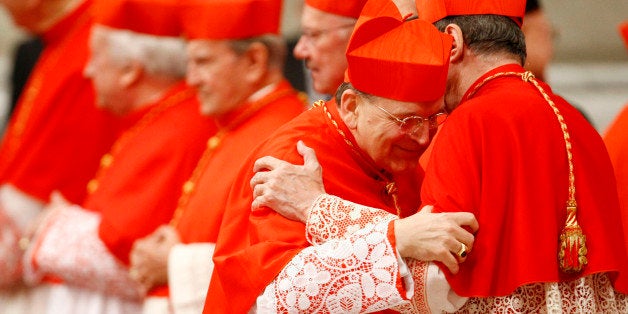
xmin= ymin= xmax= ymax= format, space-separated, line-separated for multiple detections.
xmin=305 ymin=0 xmax=368 ymax=19
xmin=346 ymin=14 xmax=452 ymax=103
xmin=416 ymin=0 xmax=526 ymax=26
xmin=620 ymin=21 xmax=628 ymax=53
xmin=180 ymin=0 xmax=282 ymax=40
xmin=93 ymin=0 xmax=181 ymax=37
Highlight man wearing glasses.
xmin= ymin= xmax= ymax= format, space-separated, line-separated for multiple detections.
xmin=293 ymin=0 xmax=366 ymax=101
xmin=293 ymin=0 xmax=417 ymax=103
xmin=204 ymin=1 xmax=478 ymax=312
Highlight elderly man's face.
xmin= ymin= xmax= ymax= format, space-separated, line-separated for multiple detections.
xmin=186 ymin=40 xmax=250 ymax=117
xmin=348 ymin=91 xmax=444 ymax=174
xmin=84 ymin=29 xmax=130 ymax=115
xmin=293 ymin=5 xmax=355 ymax=96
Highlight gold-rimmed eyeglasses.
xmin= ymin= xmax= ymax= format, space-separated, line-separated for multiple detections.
xmin=299 ymin=24 xmax=355 ymax=46
xmin=372 ymin=104 xmax=448 ymax=135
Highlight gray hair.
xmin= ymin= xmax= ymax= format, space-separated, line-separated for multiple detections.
xmin=91 ymin=25 xmax=187 ymax=78
xmin=227 ymin=34 xmax=287 ymax=70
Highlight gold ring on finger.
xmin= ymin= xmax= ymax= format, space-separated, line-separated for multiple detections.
xmin=457 ymin=243 xmax=467 ymax=258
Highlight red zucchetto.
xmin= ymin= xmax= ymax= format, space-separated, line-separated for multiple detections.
xmin=92 ymin=0 xmax=181 ymax=36
xmin=346 ymin=14 xmax=452 ymax=103
xmin=305 ymin=0 xmax=368 ymax=18
xmin=180 ymin=0 xmax=282 ymax=40
xmin=416 ymin=0 xmax=526 ymax=26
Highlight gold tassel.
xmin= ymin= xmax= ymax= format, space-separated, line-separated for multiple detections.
xmin=558 ymin=200 xmax=587 ymax=273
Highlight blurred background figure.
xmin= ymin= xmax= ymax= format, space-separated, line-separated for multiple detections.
xmin=128 ymin=0 xmax=306 ymax=313
xmin=603 ymin=21 xmax=628 ymax=293
xmin=0 ymin=0 xmax=118 ymax=312
xmin=17 ymin=0 xmax=215 ymax=312
xmin=522 ymin=0 xmax=554 ymax=82
xmin=292 ymin=0 xmax=366 ymax=103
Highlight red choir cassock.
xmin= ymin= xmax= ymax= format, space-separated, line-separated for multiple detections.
xmin=205 ymin=100 xmax=422 ymax=313
xmin=604 ymin=105 xmax=628 ymax=292
xmin=143 ymin=0 xmax=307 ymax=301
xmin=605 ymin=21 xmax=628 ymax=292
xmin=0 ymin=0 xmax=118 ymax=204
xmin=81 ymin=0 xmax=217 ymax=265
xmin=172 ymin=81 xmax=305 ymax=246
xmin=421 ymin=64 xmax=627 ymax=296
xmin=149 ymin=80 xmax=306 ymax=298
xmin=85 ymin=82 xmax=214 ymax=265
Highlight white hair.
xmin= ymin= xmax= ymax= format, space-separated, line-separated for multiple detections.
xmin=91 ymin=25 xmax=187 ymax=78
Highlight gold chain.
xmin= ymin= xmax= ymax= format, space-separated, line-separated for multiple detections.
xmin=86 ymin=88 xmax=195 ymax=194
xmin=316 ymin=100 xmax=403 ymax=217
xmin=169 ymin=88 xmax=300 ymax=227
xmin=467 ymin=70 xmax=586 ymax=273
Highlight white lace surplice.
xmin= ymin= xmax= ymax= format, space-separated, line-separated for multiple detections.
xmin=257 ymin=194 xmax=628 ymax=313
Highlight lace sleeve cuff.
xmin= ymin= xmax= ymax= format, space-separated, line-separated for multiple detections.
xmin=305 ymin=194 xmax=397 ymax=245
xmin=23 ymin=205 xmax=142 ymax=300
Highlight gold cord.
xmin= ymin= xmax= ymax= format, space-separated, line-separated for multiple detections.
xmin=468 ymin=70 xmax=586 ymax=273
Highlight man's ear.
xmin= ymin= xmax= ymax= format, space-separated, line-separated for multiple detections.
xmin=242 ymin=42 xmax=269 ymax=83
xmin=119 ymin=60 xmax=143 ymax=88
xmin=445 ymin=24 xmax=465 ymax=63
xmin=339 ymin=89 xmax=359 ymax=129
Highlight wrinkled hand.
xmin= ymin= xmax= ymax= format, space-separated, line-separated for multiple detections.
xmin=250 ymin=140 xmax=325 ymax=222
xmin=129 ymin=225 xmax=180 ymax=292
xmin=394 ymin=205 xmax=478 ymax=274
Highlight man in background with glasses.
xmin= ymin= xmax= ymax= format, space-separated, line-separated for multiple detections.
xmin=204 ymin=1 xmax=478 ymax=312
xmin=293 ymin=0 xmax=366 ymax=102
xmin=293 ymin=0 xmax=417 ymax=104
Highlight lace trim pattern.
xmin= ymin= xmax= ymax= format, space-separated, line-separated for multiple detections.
xmin=257 ymin=221 xmax=407 ymax=313
xmin=23 ymin=205 xmax=143 ymax=300
xmin=306 ymin=194 xmax=396 ymax=245
xmin=457 ymin=273 xmax=628 ymax=313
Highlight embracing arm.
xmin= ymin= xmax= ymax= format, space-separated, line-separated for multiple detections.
xmin=251 ymin=141 xmax=477 ymax=272
xmin=254 ymin=206 xmax=470 ymax=313
xmin=250 ymin=142 xmax=477 ymax=312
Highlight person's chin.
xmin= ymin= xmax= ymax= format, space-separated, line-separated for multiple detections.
xmin=395 ymin=145 xmax=424 ymax=159
xmin=388 ymin=158 xmax=421 ymax=175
